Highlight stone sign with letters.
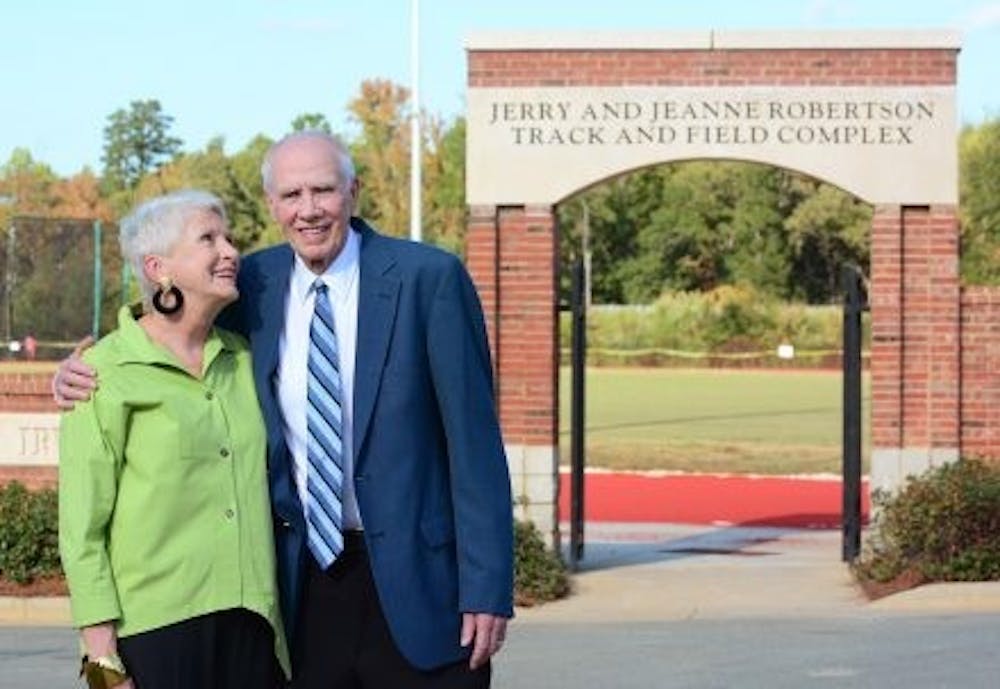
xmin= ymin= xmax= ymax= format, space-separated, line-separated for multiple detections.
xmin=0 ymin=413 xmax=60 ymax=466
xmin=467 ymin=85 xmax=956 ymax=206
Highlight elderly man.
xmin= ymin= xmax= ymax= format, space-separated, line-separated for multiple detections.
xmin=57 ymin=131 xmax=514 ymax=689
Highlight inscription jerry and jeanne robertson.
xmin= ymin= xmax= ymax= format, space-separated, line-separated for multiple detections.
xmin=486 ymin=98 xmax=936 ymax=147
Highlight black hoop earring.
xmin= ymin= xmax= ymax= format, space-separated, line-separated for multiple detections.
xmin=152 ymin=286 xmax=184 ymax=315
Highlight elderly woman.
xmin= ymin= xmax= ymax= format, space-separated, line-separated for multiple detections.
xmin=58 ymin=190 xmax=288 ymax=689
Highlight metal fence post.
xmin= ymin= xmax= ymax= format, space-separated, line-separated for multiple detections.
xmin=569 ymin=258 xmax=586 ymax=570
xmin=92 ymin=220 xmax=103 ymax=338
xmin=842 ymin=264 xmax=866 ymax=562
xmin=4 ymin=220 xmax=15 ymax=349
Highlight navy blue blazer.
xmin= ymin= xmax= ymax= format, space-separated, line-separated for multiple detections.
xmin=220 ymin=219 xmax=514 ymax=670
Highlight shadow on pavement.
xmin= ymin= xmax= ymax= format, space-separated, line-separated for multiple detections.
xmin=561 ymin=523 xmax=804 ymax=572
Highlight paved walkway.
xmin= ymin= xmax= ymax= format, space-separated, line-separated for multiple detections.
xmin=6 ymin=522 xmax=1000 ymax=627
xmin=497 ymin=523 xmax=1000 ymax=688
xmin=4 ymin=522 xmax=1000 ymax=688
xmin=540 ymin=523 xmax=1000 ymax=621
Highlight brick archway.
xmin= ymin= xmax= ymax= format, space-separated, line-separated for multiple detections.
xmin=464 ymin=31 xmax=962 ymax=541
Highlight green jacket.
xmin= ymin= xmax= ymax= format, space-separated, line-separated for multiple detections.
xmin=58 ymin=306 xmax=288 ymax=674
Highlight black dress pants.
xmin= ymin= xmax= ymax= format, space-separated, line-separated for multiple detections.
xmin=117 ymin=608 xmax=282 ymax=689
xmin=291 ymin=531 xmax=491 ymax=689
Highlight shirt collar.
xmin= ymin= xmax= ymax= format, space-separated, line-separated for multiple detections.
xmin=290 ymin=228 xmax=360 ymax=305
xmin=114 ymin=303 xmax=233 ymax=373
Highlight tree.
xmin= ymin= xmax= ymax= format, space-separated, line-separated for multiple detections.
xmin=959 ymin=118 xmax=1000 ymax=285
xmin=422 ymin=116 xmax=466 ymax=255
xmin=0 ymin=148 xmax=59 ymax=217
xmin=615 ymin=161 xmax=789 ymax=302
xmin=558 ymin=169 xmax=658 ymax=304
xmin=101 ymin=99 xmax=183 ymax=195
xmin=347 ymin=79 xmax=411 ymax=237
xmin=51 ymin=169 xmax=113 ymax=222
xmin=291 ymin=113 xmax=332 ymax=134
xmin=783 ymin=180 xmax=871 ymax=302
xmin=225 ymin=134 xmax=281 ymax=250
xmin=134 ymin=134 xmax=278 ymax=251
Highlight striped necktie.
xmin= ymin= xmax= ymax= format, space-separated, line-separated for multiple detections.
xmin=305 ymin=280 xmax=344 ymax=569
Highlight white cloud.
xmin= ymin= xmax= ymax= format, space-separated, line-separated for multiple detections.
xmin=959 ymin=3 xmax=1000 ymax=31
xmin=261 ymin=18 xmax=345 ymax=33
xmin=803 ymin=0 xmax=860 ymax=22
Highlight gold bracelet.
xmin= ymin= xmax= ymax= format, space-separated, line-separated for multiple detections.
xmin=80 ymin=653 xmax=129 ymax=689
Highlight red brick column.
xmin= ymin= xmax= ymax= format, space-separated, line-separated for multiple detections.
xmin=466 ymin=205 xmax=500 ymax=371
xmin=870 ymin=205 xmax=960 ymax=490
xmin=466 ymin=205 xmax=560 ymax=535
xmin=923 ymin=207 xmax=961 ymax=452
xmin=871 ymin=206 xmax=904 ymax=451
xmin=494 ymin=206 xmax=559 ymax=448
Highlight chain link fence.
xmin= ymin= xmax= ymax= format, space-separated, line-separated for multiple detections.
xmin=0 ymin=217 xmax=126 ymax=361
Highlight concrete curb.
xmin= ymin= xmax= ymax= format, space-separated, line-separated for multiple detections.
xmin=0 ymin=596 xmax=70 ymax=626
xmin=867 ymin=581 xmax=1000 ymax=613
xmin=7 ymin=585 xmax=1000 ymax=627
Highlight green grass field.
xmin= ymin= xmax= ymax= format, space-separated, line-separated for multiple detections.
xmin=558 ymin=367 xmax=870 ymax=475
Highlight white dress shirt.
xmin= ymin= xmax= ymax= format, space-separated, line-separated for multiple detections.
xmin=276 ymin=229 xmax=362 ymax=530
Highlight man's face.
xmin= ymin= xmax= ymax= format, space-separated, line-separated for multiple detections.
xmin=265 ymin=137 xmax=358 ymax=274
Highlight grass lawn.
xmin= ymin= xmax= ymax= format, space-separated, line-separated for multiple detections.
xmin=558 ymin=367 xmax=870 ymax=475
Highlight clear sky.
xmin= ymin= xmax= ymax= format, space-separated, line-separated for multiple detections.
xmin=2 ymin=0 xmax=998 ymax=176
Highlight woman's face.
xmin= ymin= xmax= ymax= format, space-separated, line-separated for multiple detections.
xmin=160 ymin=209 xmax=240 ymax=310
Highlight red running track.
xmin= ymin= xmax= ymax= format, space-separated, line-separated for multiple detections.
xmin=558 ymin=472 xmax=871 ymax=529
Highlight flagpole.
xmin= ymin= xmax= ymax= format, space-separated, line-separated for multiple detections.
xmin=409 ymin=0 xmax=422 ymax=242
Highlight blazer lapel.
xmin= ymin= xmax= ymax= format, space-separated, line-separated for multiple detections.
xmin=352 ymin=222 xmax=399 ymax=467
xmin=252 ymin=246 xmax=293 ymax=390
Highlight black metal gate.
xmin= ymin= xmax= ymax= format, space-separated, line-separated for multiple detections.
xmin=568 ymin=258 xmax=586 ymax=570
xmin=841 ymin=264 xmax=868 ymax=562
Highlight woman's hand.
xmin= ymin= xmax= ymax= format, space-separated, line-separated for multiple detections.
xmin=81 ymin=623 xmax=132 ymax=688
xmin=81 ymin=622 xmax=117 ymax=657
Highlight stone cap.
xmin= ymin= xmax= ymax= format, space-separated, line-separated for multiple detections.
xmin=464 ymin=29 xmax=961 ymax=51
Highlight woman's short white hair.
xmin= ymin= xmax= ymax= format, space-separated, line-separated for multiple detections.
xmin=119 ymin=189 xmax=228 ymax=303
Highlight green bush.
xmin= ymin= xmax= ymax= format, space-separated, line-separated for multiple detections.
xmin=514 ymin=520 xmax=570 ymax=606
xmin=0 ymin=483 xmax=575 ymax=605
xmin=561 ymin=287 xmax=869 ymax=366
xmin=0 ymin=482 xmax=62 ymax=585
xmin=854 ymin=459 xmax=1000 ymax=586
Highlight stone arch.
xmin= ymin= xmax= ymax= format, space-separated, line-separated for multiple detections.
xmin=549 ymin=157 xmax=876 ymax=209
xmin=464 ymin=31 xmax=961 ymax=541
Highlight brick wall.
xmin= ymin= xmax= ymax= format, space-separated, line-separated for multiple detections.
xmin=468 ymin=48 xmax=956 ymax=88
xmin=0 ymin=466 xmax=56 ymax=490
xmin=0 ymin=369 xmax=59 ymax=489
xmin=0 ymin=371 xmax=59 ymax=413
xmin=961 ymin=287 xmax=1000 ymax=461
xmin=468 ymin=40 xmax=964 ymax=479
xmin=468 ymin=206 xmax=559 ymax=447
xmin=869 ymin=205 xmax=961 ymax=451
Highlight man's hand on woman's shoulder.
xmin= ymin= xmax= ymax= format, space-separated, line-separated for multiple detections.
xmin=53 ymin=335 xmax=97 ymax=409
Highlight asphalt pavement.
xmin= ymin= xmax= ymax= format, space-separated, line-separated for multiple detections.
xmin=4 ymin=523 xmax=1000 ymax=688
